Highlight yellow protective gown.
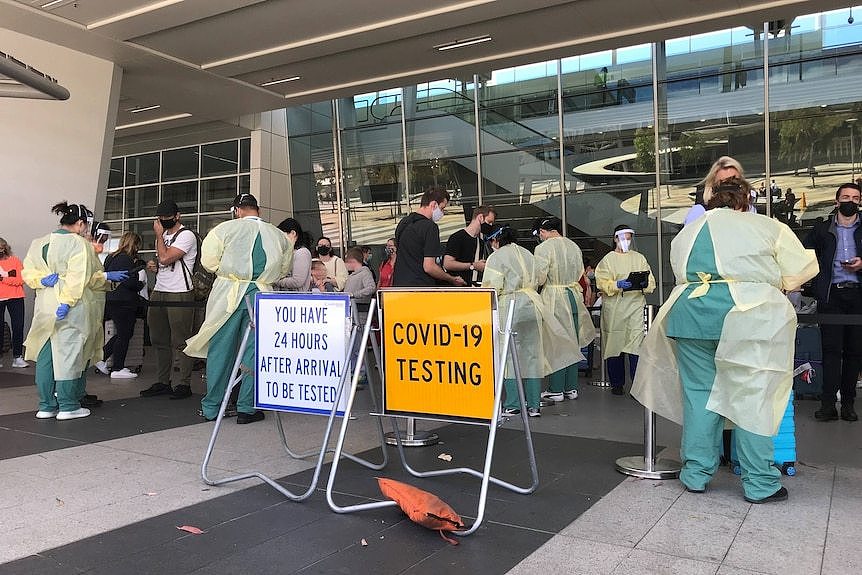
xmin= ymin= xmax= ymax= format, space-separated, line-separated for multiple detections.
xmin=83 ymin=268 xmax=110 ymax=368
xmin=22 ymin=231 xmax=104 ymax=380
xmin=535 ymin=236 xmax=596 ymax=351
xmin=482 ymin=242 xmax=574 ymax=378
xmin=185 ymin=217 xmax=292 ymax=358
xmin=631 ymin=209 xmax=819 ymax=436
xmin=595 ymin=249 xmax=656 ymax=359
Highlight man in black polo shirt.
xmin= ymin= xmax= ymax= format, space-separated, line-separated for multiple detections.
xmin=393 ymin=187 xmax=466 ymax=288
xmin=443 ymin=205 xmax=496 ymax=286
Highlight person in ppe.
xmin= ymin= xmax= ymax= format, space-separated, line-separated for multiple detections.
xmin=532 ymin=217 xmax=596 ymax=402
xmin=595 ymin=225 xmax=656 ymax=395
xmin=21 ymin=202 xmax=128 ymax=420
xmin=631 ymin=178 xmax=818 ymax=503
xmin=684 ymin=156 xmax=745 ymax=226
xmin=482 ymin=225 xmax=570 ymax=417
xmin=186 ymin=193 xmax=292 ymax=424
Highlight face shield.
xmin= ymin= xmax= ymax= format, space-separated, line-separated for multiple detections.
xmin=614 ymin=228 xmax=634 ymax=253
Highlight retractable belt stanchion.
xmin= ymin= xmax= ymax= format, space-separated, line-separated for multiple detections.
xmin=590 ymin=306 xmax=611 ymax=387
xmin=614 ymin=304 xmax=681 ymax=479
xmin=326 ymin=291 xmax=539 ymax=537
xmin=200 ymin=294 xmax=388 ymax=501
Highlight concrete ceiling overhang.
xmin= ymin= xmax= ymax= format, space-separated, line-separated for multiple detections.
xmin=0 ymin=0 xmax=851 ymax=137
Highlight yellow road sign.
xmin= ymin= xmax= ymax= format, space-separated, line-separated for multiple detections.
xmin=380 ymin=289 xmax=496 ymax=422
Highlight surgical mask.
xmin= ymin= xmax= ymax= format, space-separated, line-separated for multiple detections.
xmin=317 ymin=245 xmax=331 ymax=256
xmin=159 ymin=218 xmax=176 ymax=230
xmin=385 ymin=247 xmax=394 ymax=256
xmin=587 ymin=271 xmax=595 ymax=280
xmin=432 ymin=206 xmax=444 ymax=223
xmin=618 ymin=238 xmax=631 ymax=253
xmin=838 ymin=201 xmax=859 ymax=217
xmin=480 ymin=222 xmax=494 ymax=235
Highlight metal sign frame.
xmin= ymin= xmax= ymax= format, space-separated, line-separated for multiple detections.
xmin=200 ymin=295 xmax=388 ymax=501
xmin=325 ymin=295 xmax=540 ymax=537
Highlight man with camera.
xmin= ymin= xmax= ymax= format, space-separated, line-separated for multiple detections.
xmin=141 ymin=200 xmax=197 ymax=400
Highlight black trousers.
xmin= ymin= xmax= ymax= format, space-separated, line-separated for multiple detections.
xmin=820 ymin=287 xmax=862 ymax=408
xmin=104 ymin=304 xmax=137 ymax=371
xmin=0 ymin=297 xmax=24 ymax=357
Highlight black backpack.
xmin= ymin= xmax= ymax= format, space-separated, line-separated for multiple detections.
xmin=176 ymin=228 xmax=216 ymax=301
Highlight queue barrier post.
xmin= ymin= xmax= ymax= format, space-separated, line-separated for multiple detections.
xmin=200 ymin=294 xmax=388 ymax=500
xmin=589 ymin=306 xmax=612 ymax=388
xmin=326 ymin=293 xmax=539 ymax=537
xmin=614 ymin=304 xmax=681 ymax=480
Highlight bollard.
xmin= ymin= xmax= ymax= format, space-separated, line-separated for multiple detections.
xmin=614 ymin=304 xmax=681 ymax=480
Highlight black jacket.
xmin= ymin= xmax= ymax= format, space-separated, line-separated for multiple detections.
xmin=802 ymin=215 xmax=862 ymax=303
xmin=104 ymin=253 xmax=145 ymax=306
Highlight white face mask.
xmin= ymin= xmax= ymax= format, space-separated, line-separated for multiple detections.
xmin=431 ymin=205 xmax=444 ymax=223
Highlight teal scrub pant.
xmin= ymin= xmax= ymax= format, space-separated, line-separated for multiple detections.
xmin=35 ymin=341 xmax=81 ymax=413
xmin=200 ymin=303 xmax=255 ymax=419
xmin=548 ymin=290 xmax=580 ymax=394
xmin=548 ymin=365 xmax=578 ymax=393
xmin=676 ymin=338 xmax=782 ymax=500
xmin=504 ymin=378 xmax=541 ymax=410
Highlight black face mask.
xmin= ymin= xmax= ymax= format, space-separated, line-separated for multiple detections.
xmin=317 ymin=245 xmax=331 ymax=256
xmin=480 ymin=223 xmax=494 ymax=235
xmin=838 ymin=201 xmax=859 ymax=217
xmin=159 ymin=218 xmax=177 ymax=230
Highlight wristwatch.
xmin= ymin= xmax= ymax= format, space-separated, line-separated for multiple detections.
xmin=469 ymin=263 xmax=475 ymax=271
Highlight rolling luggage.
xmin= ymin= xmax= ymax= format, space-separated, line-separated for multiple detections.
xmin=793 ymin=325 xmax=822 ymax=399
xmin=730 ymin=396 xmax=797 ymax=476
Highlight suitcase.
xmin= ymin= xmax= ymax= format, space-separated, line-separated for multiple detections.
xmin=730 ymin=396 xmax=797 ymax=476
xmin=793 ymin=325 xmax=822 ymax=399
xmin=105 ymin=319 xmax=145 ymax=372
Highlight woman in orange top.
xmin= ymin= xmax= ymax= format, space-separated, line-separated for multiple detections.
xmin=0 ymin=237 xmax=27 ymax=368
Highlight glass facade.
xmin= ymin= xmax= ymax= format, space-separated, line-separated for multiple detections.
xmin=104 ymin=138 xmax=251 ymax=253
xmin=104 ymin=7 xmax=862 ymax=295
xmin=279 ymin=7 xmax=862 ymax=299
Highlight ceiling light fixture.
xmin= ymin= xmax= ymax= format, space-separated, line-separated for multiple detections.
xmin=260 ymin=76 xmax=301 ymax=87
xmin=41 ymin=0 xmax=67 ymax=8
xmin=115 ymin=113 xmax=191 ymax=130
xmin=129 ymin=104 xmax=161 ymax=113
xmin=434 ymin=35 xmax=492 ymax=51
xmin=87 ymin=0 xmax=185 ymax=29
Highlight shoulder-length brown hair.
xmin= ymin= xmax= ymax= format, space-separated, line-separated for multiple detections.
xmin=706 ymin=176 xmax=752 ymax=211
xmin=111 ymin=232 xmax=142 ymax=258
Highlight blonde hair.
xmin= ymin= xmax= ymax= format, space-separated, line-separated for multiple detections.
xmin=111 ymin=231 xmax=141 ymax=258
xmin=699 ymin=156 xmax=744 ymax=203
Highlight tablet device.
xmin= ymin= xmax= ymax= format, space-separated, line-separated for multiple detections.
xmin=624 ymin=271 xmax=650 ymax=290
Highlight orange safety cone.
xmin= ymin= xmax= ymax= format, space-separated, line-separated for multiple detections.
xmin=800 ymin=191 xmax=807 ymax=209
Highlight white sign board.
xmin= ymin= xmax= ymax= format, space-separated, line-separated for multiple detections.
xmin=255 ymin=292 xmax=351 ymax=416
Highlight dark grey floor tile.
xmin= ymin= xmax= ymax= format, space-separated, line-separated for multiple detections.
xmin=0 ymin=555 xmax=86 ymax=575
xmin=0 ymin=428 xmax=81 ymax=460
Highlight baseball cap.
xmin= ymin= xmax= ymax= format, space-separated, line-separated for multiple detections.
xmin=232 ymin=193 xmax=259 ymax=209
xmin=155 ymin=199 xmax=179 ymax=216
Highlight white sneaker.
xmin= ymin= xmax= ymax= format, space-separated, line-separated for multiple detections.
xmin=540 ymin=391 xmax=564 ymax=402
xmin=12 ymin=357 xmax=28 ymax=368
xmin=56 ymin=408 xmax=90 ymax=420
xmin=110 ymin=368 xmax=138 ymax=379
xmin=95 ymin=361 xmax=110 ymax=375
xmin=35 ymin=410 xmax=59 ymax=419
xmin=564 ymin=389 xmax=579 ymax=400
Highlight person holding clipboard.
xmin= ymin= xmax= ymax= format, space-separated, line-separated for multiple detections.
xmin=595 ymin=225 xmax=656 ymax=395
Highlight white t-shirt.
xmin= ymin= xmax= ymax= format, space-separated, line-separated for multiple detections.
xmin=154 ymin=226 xmax=198 ymax=293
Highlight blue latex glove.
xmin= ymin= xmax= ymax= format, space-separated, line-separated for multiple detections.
xmin=105 ymin=270 xmax=129 ymax=282
xmin=56 ymin=303 xmax=70 ymax=320
xmin=41 ymin=273 xmax=59 ymax=287
xmin=616 ymin=279 xmax=633 ymax=290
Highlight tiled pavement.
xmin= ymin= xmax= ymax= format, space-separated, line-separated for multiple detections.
xmin=0 ymin=358 xmax=860 ymax=574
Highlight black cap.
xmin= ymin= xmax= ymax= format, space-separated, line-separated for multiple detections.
xmin=232 ymin=193 xmax=259 ymax=209
xmin=155 ymin=200 xmax=179 ymax=216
